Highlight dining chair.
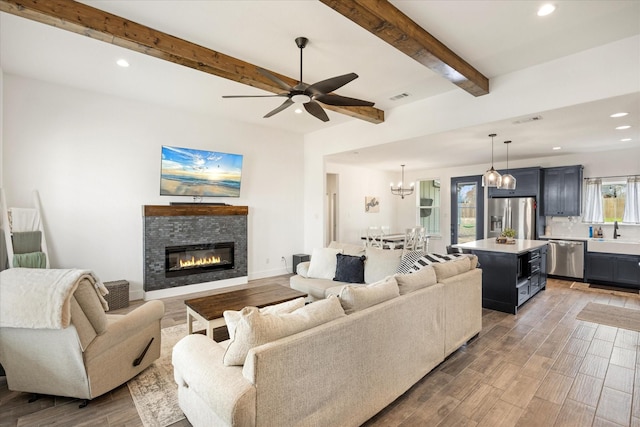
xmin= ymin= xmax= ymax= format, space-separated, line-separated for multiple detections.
xmin=366 ymin=226 xmax=384 ymax=248
xmin=403 ymin=227 xmax=427 ymax=253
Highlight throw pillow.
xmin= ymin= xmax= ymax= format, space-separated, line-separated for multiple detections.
xmin=307 ymin=247 xmax=343 ymax=279
xmin=394 ymin=265 xmax=437 ymax=295
xmin=407 ymin=252 xmax=465 ymax=273
xmin=338 ymin=275 xmax=400 ymax=315
xmin=334 ymin=254 xmax=366 ymax=284
xmin=364 ymin=247 xmax=403 ymax=283
xmin=432 ymin=257 xmax=472 ymax=281
xmin=223 ymin=297 xmax=306 ymax=340
xmin=223 ymin=295 xmax=345 ymax=366
xmin=396 ymin=250 xmax=427 ymax=274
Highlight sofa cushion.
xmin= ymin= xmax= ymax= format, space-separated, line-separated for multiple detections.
xmin=364 ymin=247 xmax=403 ymax=284
xmin=432 ymin=257 xmax=472 ymax=281
xmin=307 ymin=248 xmax=343 ymax=280
xmin=394 ymin=265 xmax=438 ymax=295
xmin=333 ymin=254 xmax=366 ymax=284
xmin=223 ymin=297 xmax=306 ymax=340
xmin=223 ymin=295 xmax=345 ymax=366
xmin=73 ymin=278 xmax=108 ymax=335
xmin=338 ymin=275 xmax=400 ymax=315
xmin=328 ymin=241 xmax=365 ymax=257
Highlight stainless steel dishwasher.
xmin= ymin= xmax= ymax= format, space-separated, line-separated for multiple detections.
xmin=547 ymin=240 xmax=585 ymax=279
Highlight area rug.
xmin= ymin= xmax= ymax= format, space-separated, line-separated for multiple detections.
xmin=570 ymin=281 xmax=640 ymax=298
xmin=576 ymin=302 xmax=640 ymax=332
xmin=127 ymin=323 xmax=188 ymax=427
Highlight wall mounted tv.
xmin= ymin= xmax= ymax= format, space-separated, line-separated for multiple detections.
xmin=160 ymin=145 xmax=243 ymax=198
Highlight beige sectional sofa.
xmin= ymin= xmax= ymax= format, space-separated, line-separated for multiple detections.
xmin=171 ymin=242 xmax=482 ymax=426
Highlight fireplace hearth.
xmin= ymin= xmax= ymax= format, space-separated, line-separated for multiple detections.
xmin=165 ymin=242 xmax=234 ymax=278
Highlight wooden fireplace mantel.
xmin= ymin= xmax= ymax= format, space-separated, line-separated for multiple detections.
xmin=143 ymin=205 xmax=248 ymax=217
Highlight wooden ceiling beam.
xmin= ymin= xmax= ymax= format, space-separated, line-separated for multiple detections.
xmin=319 ymin=0 xmax=489 ymax=97
xmin=0 ymin=0 xmax=384 ymax=124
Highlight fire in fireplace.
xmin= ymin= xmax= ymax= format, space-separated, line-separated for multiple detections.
xmin=165 ymin=242 xmax=234 ymax=278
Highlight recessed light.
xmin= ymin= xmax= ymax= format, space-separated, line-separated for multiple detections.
xmin=552 ymin=146 xmax=562 ymax=150
xmin=621 ymin=138 xmax=632 ymax=142
xmin=537 ymin=4 xmax=556 ymax=16
xmin=610 ymin=112 xmax=629 ymax=118
xmin=294 ymin=108 xmax=303 ymax=114
xmin=116 ymin=59 xmax=130 ymax=68
xmin=616 ymin=125 xmax=631 ymax=130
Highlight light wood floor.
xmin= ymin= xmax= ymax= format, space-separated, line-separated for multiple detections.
xmin=1 ymin=276 xmax=639 ymax=427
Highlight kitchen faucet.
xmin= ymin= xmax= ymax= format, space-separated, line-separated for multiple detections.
xmin=613 ymin=221 xmax=621 ymax=239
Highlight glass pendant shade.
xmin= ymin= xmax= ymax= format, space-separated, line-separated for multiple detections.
xmin=482 ymin=133 xmax=502 ymax=187
xmin=499 ymin=140 xmax=517 ymax=190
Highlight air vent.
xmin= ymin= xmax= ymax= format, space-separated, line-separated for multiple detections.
xmin=513 ymin=115 xmax=543 ymax=124
xmin=389 ymin=92 xmax=410 ymax=101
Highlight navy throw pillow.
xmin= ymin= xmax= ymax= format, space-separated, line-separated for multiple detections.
xmin=333 ymin=254 xmax=366 ymax=284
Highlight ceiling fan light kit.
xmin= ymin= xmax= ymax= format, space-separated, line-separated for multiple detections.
xmin=390 ymin=164 xmax=415 ymax=199
xmin=222 ymin=37 xmax=375 ymax=122
xmin=482 ymin=133 xmax=502 ymax=188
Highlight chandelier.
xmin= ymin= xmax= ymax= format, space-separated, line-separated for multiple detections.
xmin=482 ymin=133 xmax=502 ymax=187
xmin=390 ymin=164 xmax=414 ymax=199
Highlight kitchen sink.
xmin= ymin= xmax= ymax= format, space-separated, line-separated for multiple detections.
xmin=587 ymin=238 xmax=640 ymax=255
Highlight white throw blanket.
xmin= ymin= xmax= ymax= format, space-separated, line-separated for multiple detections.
xmin=0 ymin=268 xmax=109 ymax=329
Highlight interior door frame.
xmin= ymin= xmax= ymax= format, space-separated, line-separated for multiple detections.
xmin=450 ymin=175 xmax=484 ymax=244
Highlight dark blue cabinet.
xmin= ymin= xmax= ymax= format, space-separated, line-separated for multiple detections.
xmin=488 ymin=167 xmax=541 ymax=198
xmin=586 ymin=252 xmax=640 ymax=289
xmin=543 ymin=165 xmax=583 ymax=216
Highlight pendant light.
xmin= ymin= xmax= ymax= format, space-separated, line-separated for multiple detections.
xmin=482 ymin=133 xmax=502 ymax=187
xmin=500 ymin=140 xmax=517 ymax=190
xmin=390 ymin=164 xmax=414 ymax=199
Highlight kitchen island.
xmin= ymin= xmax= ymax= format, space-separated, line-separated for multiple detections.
xmin=454 ymin=238 xmax=549 ymax=314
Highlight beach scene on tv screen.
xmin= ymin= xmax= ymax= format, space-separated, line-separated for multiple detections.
xmin=161 ymin=145 xmax=243 ymax=197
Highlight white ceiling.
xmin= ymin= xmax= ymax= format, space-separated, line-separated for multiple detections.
xmin=1 ymin=0 xmax=639 ymax=171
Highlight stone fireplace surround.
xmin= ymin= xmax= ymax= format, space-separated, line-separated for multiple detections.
xmin=143 ymin=205 xmax=248 ymax=299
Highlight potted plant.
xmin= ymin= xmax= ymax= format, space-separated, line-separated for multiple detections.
xmin=497 ymin=228 xmax=516 ymax=244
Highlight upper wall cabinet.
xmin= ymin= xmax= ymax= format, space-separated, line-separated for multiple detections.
xmin=488 ymin=167 xmax=541 ymax=198
xmin=542 ymin=165 xmax=583 ymax=216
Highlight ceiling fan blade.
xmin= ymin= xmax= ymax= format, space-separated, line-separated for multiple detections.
xmin=264 ymin=98 xmax=294 ymax=118
xmin=315 ymin=94 xmax=375 ymax=107
xmin=306 ymin=73 xmax=358 ymax=96
xmin=257 ymin=67 xmax=293 ymax=92
xmin=223 ymin=94 xmax=288 ymax=99
xmin=304 ymin=100 xmax=330 ymax=122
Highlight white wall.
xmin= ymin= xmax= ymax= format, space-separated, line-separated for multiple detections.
xmin=303 ymin=36 xmax=640 ymax=253
xmin=2 ymin=74 xmax=305 ymax=299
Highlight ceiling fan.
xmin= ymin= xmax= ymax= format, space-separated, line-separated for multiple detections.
xmin=222 ymin=37 xmax=375 ymax=122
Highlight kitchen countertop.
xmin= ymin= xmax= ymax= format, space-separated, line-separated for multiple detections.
xmin=454 ymin=238 xmax=549 ymax=254
xmin=538 ymin=235 xmax=590 ymax=241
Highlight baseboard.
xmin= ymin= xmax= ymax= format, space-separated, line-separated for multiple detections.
xmin=248 ymin=267 xmax=290 ymax=280
xmin=143 ymin=276 xmax=249 ymax=300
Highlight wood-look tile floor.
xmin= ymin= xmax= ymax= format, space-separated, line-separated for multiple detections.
xmin=1 ymin=277 xmax=639 ymax=427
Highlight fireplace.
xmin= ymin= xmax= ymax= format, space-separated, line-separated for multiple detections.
xmin=143 ymin=205 xmax=248 ymax=295
xmin=165 ymin=242 xmax=234 ymax=278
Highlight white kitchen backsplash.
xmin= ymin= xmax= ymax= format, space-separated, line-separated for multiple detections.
xmin=545 ymin=216 xmax=640 ymax=240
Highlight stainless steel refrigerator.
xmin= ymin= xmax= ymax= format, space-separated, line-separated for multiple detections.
xmin=488 ymin=197 xmax=536 ymax=240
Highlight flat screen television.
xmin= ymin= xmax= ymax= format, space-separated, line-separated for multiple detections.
xmin=160 ymin=145 xmax=243 ymax=197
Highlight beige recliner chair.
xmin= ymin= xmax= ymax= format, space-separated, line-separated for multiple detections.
xmin=0 ymin=274 xmax=165 ymax=405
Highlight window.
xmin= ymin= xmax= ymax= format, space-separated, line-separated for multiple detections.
xmin=417 ymin=179 xmax=440 ymax=235
xmin=602 ymin=182 xmax=626 ymax=223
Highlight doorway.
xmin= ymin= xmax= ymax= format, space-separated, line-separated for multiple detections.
xmin=450 ymin=175 xmax=484 ymax=244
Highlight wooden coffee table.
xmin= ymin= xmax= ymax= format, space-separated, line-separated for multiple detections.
xmin=184 ymin=284 xmax=307 ymax=341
